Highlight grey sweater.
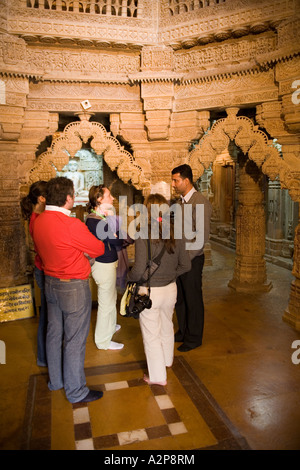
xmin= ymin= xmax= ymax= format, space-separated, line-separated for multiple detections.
xmin=127 ymin=237 xmax=191 ymax=287
xmin=180 ymin=191 xmax=212 ymax=260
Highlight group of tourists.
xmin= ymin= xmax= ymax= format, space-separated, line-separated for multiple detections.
xmin=20 ymin=164 xmax=211 ymax=404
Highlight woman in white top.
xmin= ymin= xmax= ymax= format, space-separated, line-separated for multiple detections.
xmin=86 ymin=185 xmax=124 ymax=350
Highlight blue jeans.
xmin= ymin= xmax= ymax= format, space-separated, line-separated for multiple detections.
xmin=34 ymin=267 xmax=48 ymax=367
xmin=45 ymin=276 xmax=92 ymax=403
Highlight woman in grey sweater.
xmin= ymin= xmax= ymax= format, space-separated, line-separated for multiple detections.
xmin=127 ymin=193 xmax=191 ymax=386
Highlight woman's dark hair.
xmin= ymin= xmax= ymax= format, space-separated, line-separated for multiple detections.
xmin=171 ymin=164 xmax=193 ymax=183
xmin=46 ymin=177 xmax=74 ymax=207
xmin=145 ymin=193 xmax=176 ymax=254
xmin=20 ymin=180 xmax=47 ymax=220
xmin=87 ymin=185 xmax=106 ymax=213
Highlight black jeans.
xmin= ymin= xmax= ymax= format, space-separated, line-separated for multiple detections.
xmin=175 ymin=254 xmax=205 ymax=348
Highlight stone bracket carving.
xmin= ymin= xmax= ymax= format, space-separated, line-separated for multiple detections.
xmin=145 ymin=109 xmax=171 ymax=141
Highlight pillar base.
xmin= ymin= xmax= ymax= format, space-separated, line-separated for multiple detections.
xmin=282 ymin=308 xmax=300 ymax=332
xmin=228 ymin=278 xmax=273 ymax=293
xmin=282 ymin=279 xmax=300 ymax=332
xmin=204 ymin=242 xmax=213 ymax=267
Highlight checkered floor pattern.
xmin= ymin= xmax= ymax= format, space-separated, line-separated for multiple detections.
xmin=22 ymin=357 xmax=250 ymax=450
xmin=73 ymin=379 xmax=187 ymax=450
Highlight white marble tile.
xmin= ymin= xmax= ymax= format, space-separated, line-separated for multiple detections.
xmin=168 ymin=422 xmax=188 ymax=435
xmin=73 ymin=407 xmax=90 ymax=424
xmin=105 ymin=381 xmax=129 ymax=391
xmin=75 ymin=438 xmax=94 ymax=450
xmin=118 ymin=429 xmax=148 ymax=446
xmin=155 ymin=395 xmax=174 ymax=410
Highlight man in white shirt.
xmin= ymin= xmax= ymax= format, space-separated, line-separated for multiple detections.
xmin=171 ymin=164 xmax=212 ymax=351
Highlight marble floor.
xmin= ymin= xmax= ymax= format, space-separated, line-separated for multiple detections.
xmin=0 ymin=242 xmax=300 ymax=451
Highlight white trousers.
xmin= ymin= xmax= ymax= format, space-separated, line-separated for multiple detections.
xmin=139 ymin=282 xmax=177 ymax=383
xmin=91 ymin=260 xmax=118 ymax=349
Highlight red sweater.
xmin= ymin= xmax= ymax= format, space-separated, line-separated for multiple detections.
xmin=33 ymin=210 xmax=105 ymax=280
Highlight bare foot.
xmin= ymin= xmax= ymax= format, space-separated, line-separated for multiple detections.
xmin=143 ymin=374 xmax=167 ymax=386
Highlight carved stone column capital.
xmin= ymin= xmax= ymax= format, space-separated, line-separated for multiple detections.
xmin=141 ymin=81 xmax=175 ymax=140
xmin=0 ymin=76 xmax=30 ymax=141
xmin=18 ymin=110 xmax=59 ymax=147
xmin=256 ymin=101 xmax=291 ymax=140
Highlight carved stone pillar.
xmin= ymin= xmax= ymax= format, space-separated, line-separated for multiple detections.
xmin=0 ymin=149 xmax=28 ymax=287
xmin=136 ymin=0 xmax=143 ymax=17
xmin=121 ymin=0 xmax=127 ymax=17
xmin=73 ymin=0 xmax=80 ymax=13
xmin=283 ymin=212 xmax=300 ymax=332
xmin=0 ymin=110 xmax=59 ymax=287
xmin=264 ymin=178 xmax=295 ymax=263
xmin=228 ymin=159 xmax=239 ymax=249
xmin=256 ymin=94 xmax=300 ymax=327
xmin=228 ymin=157 xmax=272 ymax=292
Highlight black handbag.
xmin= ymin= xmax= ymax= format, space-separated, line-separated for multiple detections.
xmin=120 ymin=240 xmax=166 ymax=319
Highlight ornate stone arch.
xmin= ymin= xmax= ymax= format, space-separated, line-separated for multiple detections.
xmin=188 ymin=107 xmax=300 ymax=203
xmin=28 ymin=112 xmax=151 ymax=193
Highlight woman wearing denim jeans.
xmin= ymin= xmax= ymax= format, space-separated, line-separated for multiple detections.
xmin=20 ymin=181 xmax=48 ymax=367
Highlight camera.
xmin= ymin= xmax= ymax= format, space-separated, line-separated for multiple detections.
xmin=130 ymin=293 xmax=152 ymax=318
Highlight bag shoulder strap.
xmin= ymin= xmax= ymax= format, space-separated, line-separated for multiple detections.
xmin=138 ymin=240 xmax=166 ymax=287
xmin=150 ymin=241 xmax=166 ymax=265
